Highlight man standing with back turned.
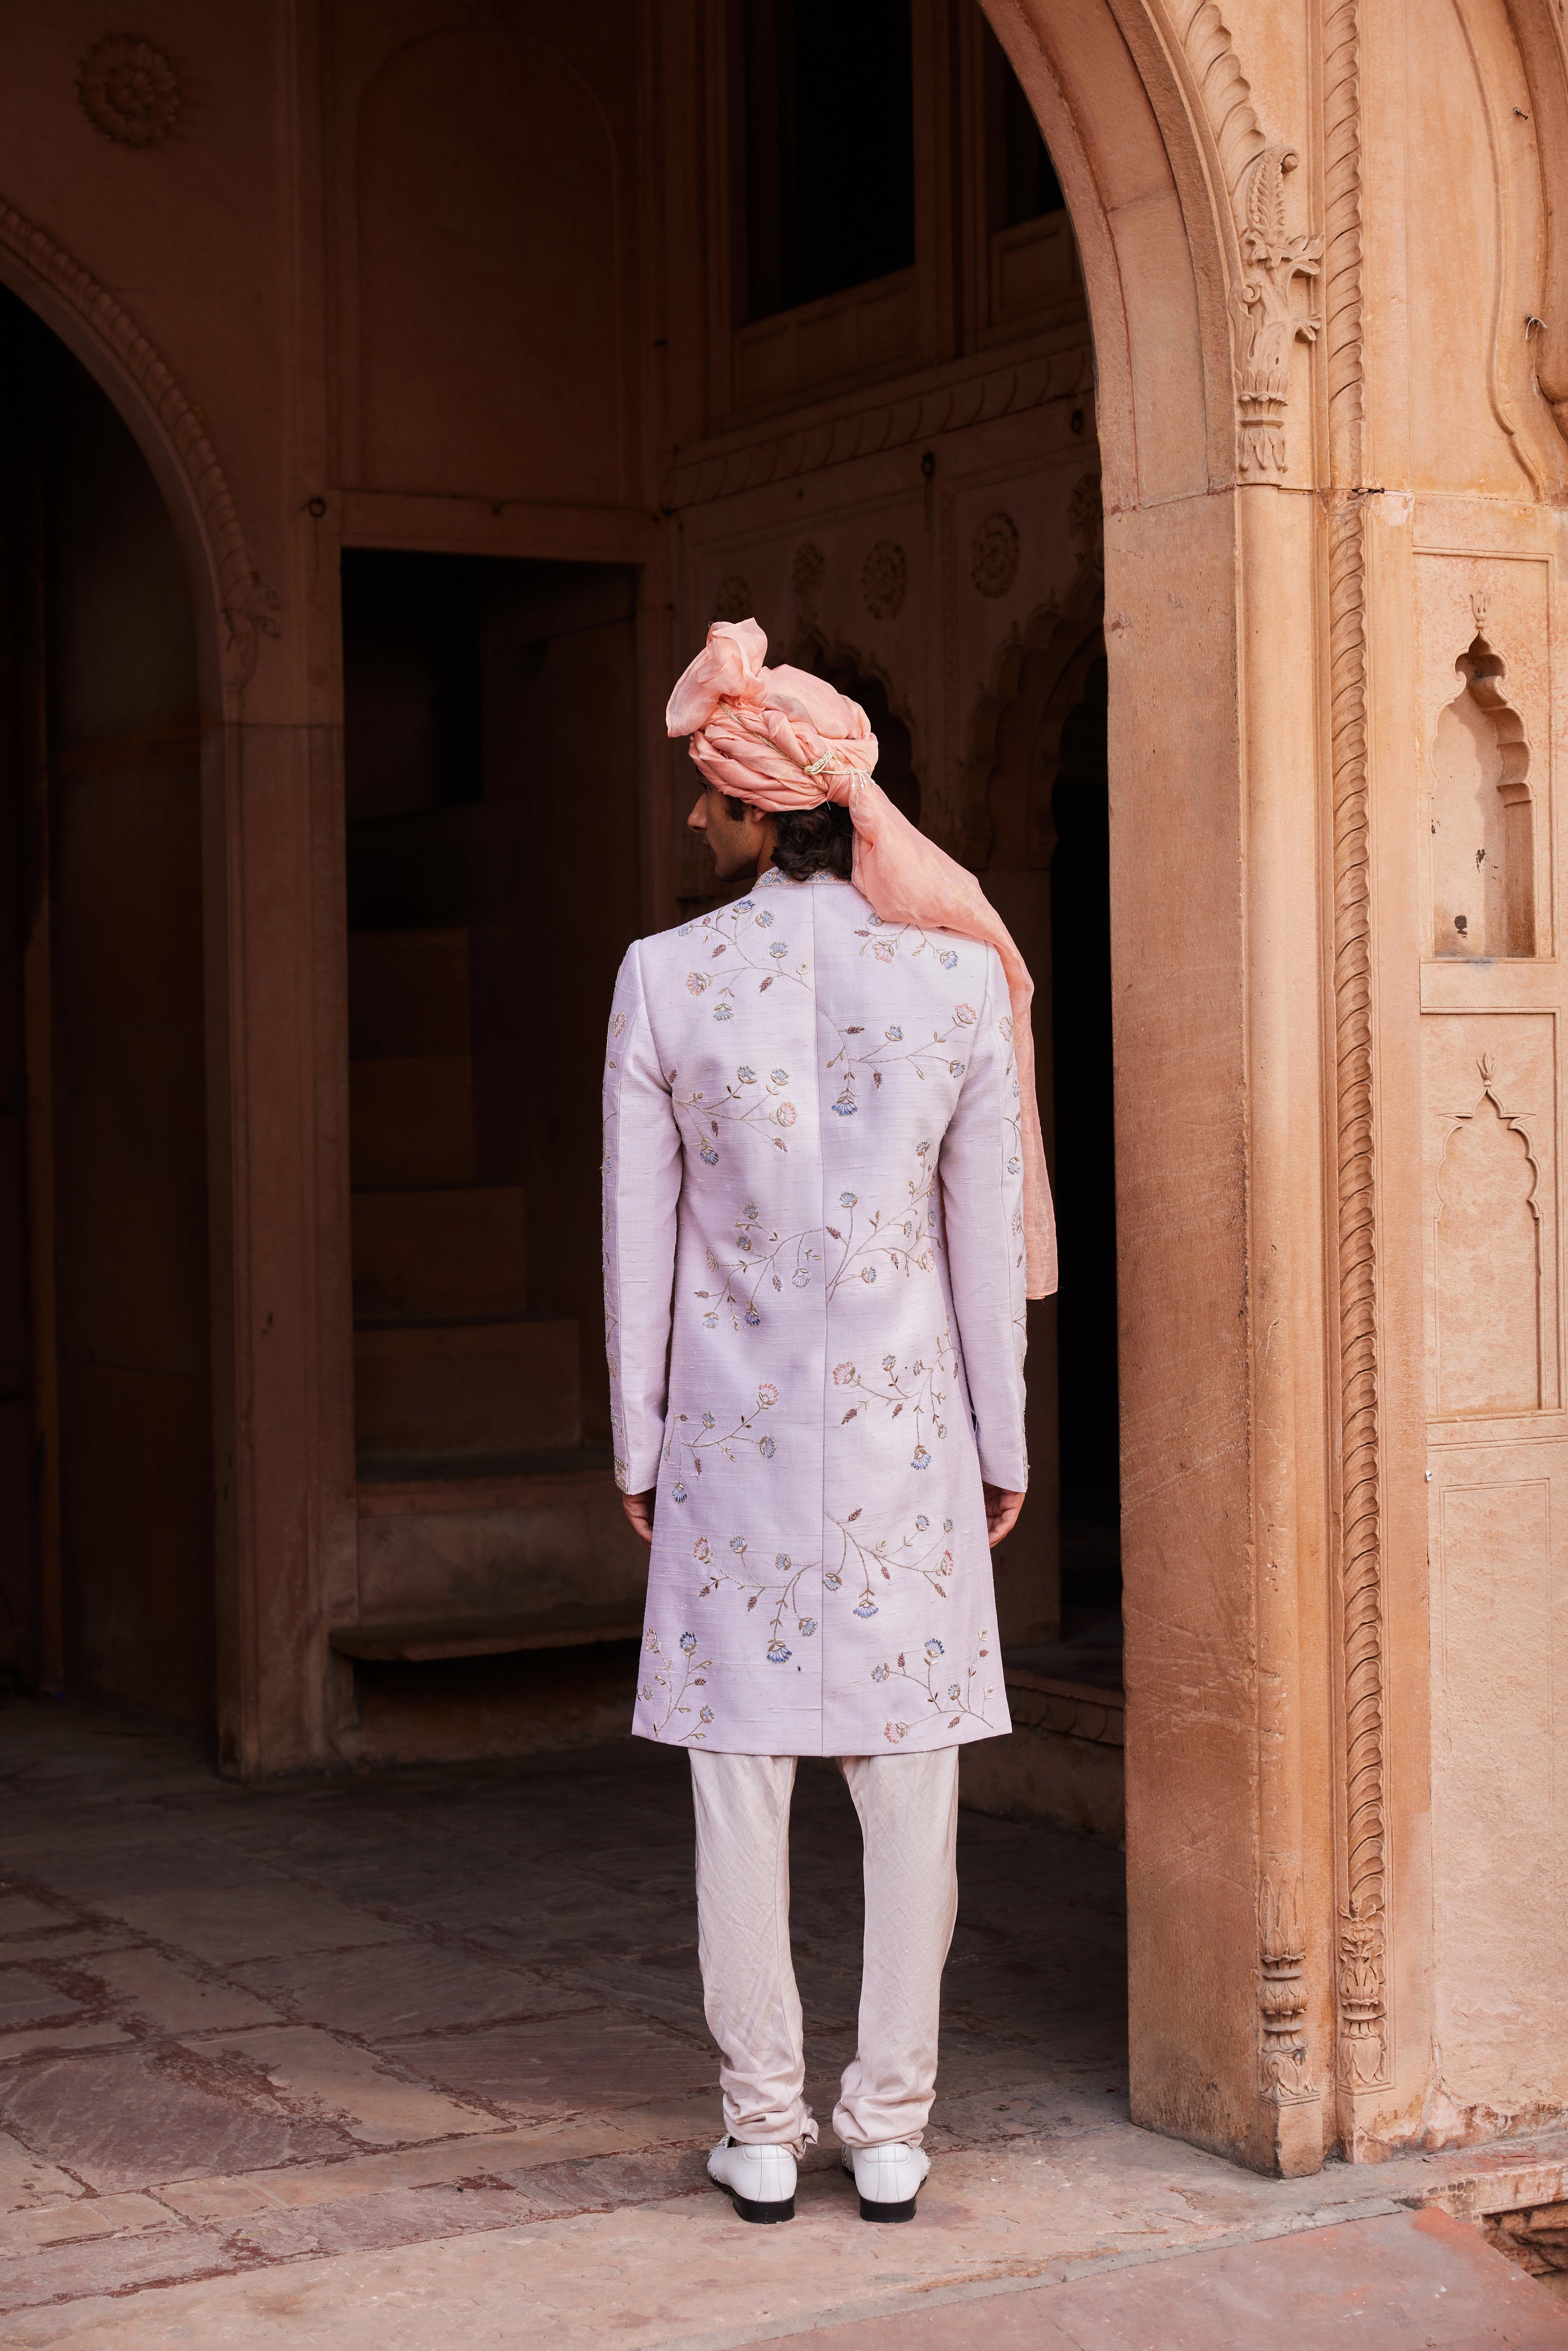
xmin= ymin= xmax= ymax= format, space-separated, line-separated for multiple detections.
xmin=603 ymin=620 xmax=1057 ymax=2225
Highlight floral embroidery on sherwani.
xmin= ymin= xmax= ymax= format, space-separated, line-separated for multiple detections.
xmin=603 ymin=868 xmax=1025 ymax=1756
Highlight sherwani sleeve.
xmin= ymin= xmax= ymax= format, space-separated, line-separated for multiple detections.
xmin=602 ymin=941 xmax=683 ymax=1494
xmin=940 ymin=945 xmax=1030 ymax=1492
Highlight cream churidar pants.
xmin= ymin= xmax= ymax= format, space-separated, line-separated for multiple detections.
xmin=688 ymin=1746 xmax=960 ymax=2156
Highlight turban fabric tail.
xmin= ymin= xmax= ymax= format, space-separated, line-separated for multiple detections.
xmin=668 ymin=618 xmax=1058 ymax=1302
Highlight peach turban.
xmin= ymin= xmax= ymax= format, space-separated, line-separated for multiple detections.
xmin=668 ymin=619 xmax=1057 ymax=1300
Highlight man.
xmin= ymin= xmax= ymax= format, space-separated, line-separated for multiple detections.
xmin=602 ymin=620 xmax=1055 ymax=2225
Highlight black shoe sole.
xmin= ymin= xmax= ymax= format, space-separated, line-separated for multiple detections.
xmin=729 ymin=2190 xmax=795 ymax=2223
xmin=858 ymin=2193 xmax=917 ymax=2222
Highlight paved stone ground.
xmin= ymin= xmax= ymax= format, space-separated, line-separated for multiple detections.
xmin=0 ymin=1698 xmax=1564 ymax=2349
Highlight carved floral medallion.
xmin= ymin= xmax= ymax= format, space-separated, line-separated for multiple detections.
xmin=861 ymin=540 xmax=908 ymax=622
xmin=77 ymin=36 xmax=181 ymax=148
xmin=970 ymin=511 xmax=1020 ymax=600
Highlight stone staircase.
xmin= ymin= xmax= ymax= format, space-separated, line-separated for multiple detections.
xmin=336 ymin=926 xmax=646 ymax=1664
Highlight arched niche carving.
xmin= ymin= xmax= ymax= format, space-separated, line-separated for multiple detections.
xmin=1430 ymin=627 xmax=1536 ymax=958
xmin=961 ymin=583 xmax=1105 ymax=876
xmin=355 ymin=26 xmax=626 ymax=505
xmin=1436 ymin=1056 xmax=1543 ymax=1415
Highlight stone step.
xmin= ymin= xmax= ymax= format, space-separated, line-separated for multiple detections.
xmin=353 ymin=1317 xmax=579 ymax=1458
xmin=352 ymin=1453 xmax=646 ymax=1632
xmin=352 ymin=1185 xmax=527 ymax=1318
xmin=348 ymin=927 xmax=469 ymax=1059
xmin=350 ymin=1057 xmax=473 ymax=1186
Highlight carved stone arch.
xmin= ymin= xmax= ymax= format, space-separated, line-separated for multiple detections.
xmin=0 ymin=199 xmax=272 ymax=711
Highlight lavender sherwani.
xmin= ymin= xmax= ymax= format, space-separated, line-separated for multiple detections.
xmin=603 ymin=866 xmax=1026 ymax=1755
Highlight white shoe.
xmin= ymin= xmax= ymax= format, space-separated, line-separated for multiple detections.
xmin=841 ymin=2139 xmax=930 ymax=2222
xmin=707 ymin=2136 xmax=797 ymax=2223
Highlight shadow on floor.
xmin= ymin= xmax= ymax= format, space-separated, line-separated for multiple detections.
xmin=0 ymin=1697 xmax=1125 ymax=2327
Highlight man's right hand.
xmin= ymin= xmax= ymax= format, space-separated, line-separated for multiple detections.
xmin=622 ymin=1490 xmax=656 ymax=1547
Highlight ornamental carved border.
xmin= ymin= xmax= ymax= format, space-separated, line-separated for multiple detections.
xmin=1171 ymin=1 xmax=1323 ymax=478
xmin=0 ymin=198 xmax=275 ymax=691
xmin=1322 ymin=0 xmax=1390 ymax=2101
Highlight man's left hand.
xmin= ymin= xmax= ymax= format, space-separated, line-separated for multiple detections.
xmin=622 ymin=1490 xmax=656 ymax=1546
xmin=984 ymin=1485 xmax=1025 ymax=1548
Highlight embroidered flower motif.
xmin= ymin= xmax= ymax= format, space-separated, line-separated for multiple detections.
xmin=999 ymin=1014 xmax=1014 ymax=1040
xmin=948 ymin=1684 xmax=961 ymax=1700
xmin=872 ymin=1664 xmax=889 ymax=1683
xmin=768 ymin=942 xmax=788 ymax=960
xmin=885 ymin=1721 xmax=910 ymax=1742
xmin=775 ymin=1101 xmax=797 ymax=1127
xmin=791 ymin=1270 xmax=809 ymax=1288
xmin=775 ymin=1553 xmax=791 ymax=1569
xmin=744 ymin=1201 xmax=761 ymax=1221
xmin=840 ymin=1190 xmax=858 ymax=1207
xmin=767 ymin=1642 xmax=791 ymax=1664
xmin=639 ymin=1681 xmax=654 ymax=1700
xmin=854 ymin=1599 xmax=879 ymax=1618
xmin=672 ymin=1481 xmax=688 ymax=1502
xmin=954 ymin=1004 xmax=978 ymax=1027
xmin=735 ymin=899 xmax=755 ymax=913
xmin=714 ymin=1001 xmax=734 ymax=1021
xmin=687 ymin=971 xmax=709 ymax=994
xmin=744 ymin=1307 xmax=761 ymax=1327
xmin=700 ymin=1705 xmax=714 ymax=1722
xmin=699 ymin=1144 xmax=718 ymax=1166
xmin=873 ymin=942 xmax=895 ymax=963
xmin=883 ymin=1355 xmax=897 ymax=1372
xmin=867 ymin=914 xmax=882 ymax=927
xmin=834 ymin=1363 xmax=856 ymax=1385
xmin=644 ymin=1631 xmax=659 ymax=1651
xmin=609 ymin=1012 xmax=626 ymax=1038
xmin=758 ymin=1435 xmax=775 ymax=1457
xmin=925 ymin=1637 xmax=945 ymax=1659
xmin=730 ymin=1536 xmax=747 ymax=1552
xmin=1007 ymin=1157 xmax=1021 ymax=1175
xmin=770 ymin=1069 xmax=789 ymax=1086
xmin=885 ymin=1024 xmax=903 ymax=1041
xmin=915 ymin=1514 xmax=930 ymax=1531
xmin=824 ymin=1571 xmax=842 ymax=1592
xmin=833 ymin=1083 xmax=858 ymax=1116
xmin=757 ymin=910 xmax=774 ymax=927
xmin=943 ymin=1518 xmax=954 ymax=1532
xmin=757 ymin=1383 xmax=778 ymax=1405
xmin=798 ymin=1617 xmax=817 ymax=1637
xmin=940 ymin=949 xmax=958 ymax=970
xmin=680 ymin=1631 xmax=698 ymax=1653
xmin=911 ymin=1445 xmax=931 ymax=1470
xmin=693 ymin=1538 xmax=713 ymax=1564
xmin=950 ymin=1061 xmax=964 ymax=1077
xmin=737 ymin=1064 xmax=757 ymax=1083
xmin=678 ymin=923 xmax=694 ymax=937
xmin=861 ymin=1266 xmax=877 ymax=1284
xmin=703 ymin=1311 xmax=719 ymax=1328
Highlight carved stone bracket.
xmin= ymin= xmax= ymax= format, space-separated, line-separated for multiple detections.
xmin=1171 ymin=5 xmax=1323 ymax=479
xmin=1233 ymin=146 xmax=1323 ymax=476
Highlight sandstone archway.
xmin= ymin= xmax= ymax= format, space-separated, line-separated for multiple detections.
xmin=984 ymin=0 xmax=1335 ymax=2175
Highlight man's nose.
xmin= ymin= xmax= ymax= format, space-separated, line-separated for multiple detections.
xmin=687 ymin=796 xmax=706 ymax=831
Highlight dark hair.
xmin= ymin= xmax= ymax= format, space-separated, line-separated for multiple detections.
xmin=724 ymin=794 xmax=854 ymax=881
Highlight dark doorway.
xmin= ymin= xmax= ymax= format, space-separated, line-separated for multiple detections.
xmin=0 ymin=286 xmax=213 ymax=1729
xmin=1049 ymin=656 xmax=1120 ymax=1646
xmin=336 ymin=550 xmax=649 ymax=1746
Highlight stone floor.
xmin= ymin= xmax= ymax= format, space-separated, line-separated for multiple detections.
xmin=0 ymin=1696 xmax=1565 ymax=2348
